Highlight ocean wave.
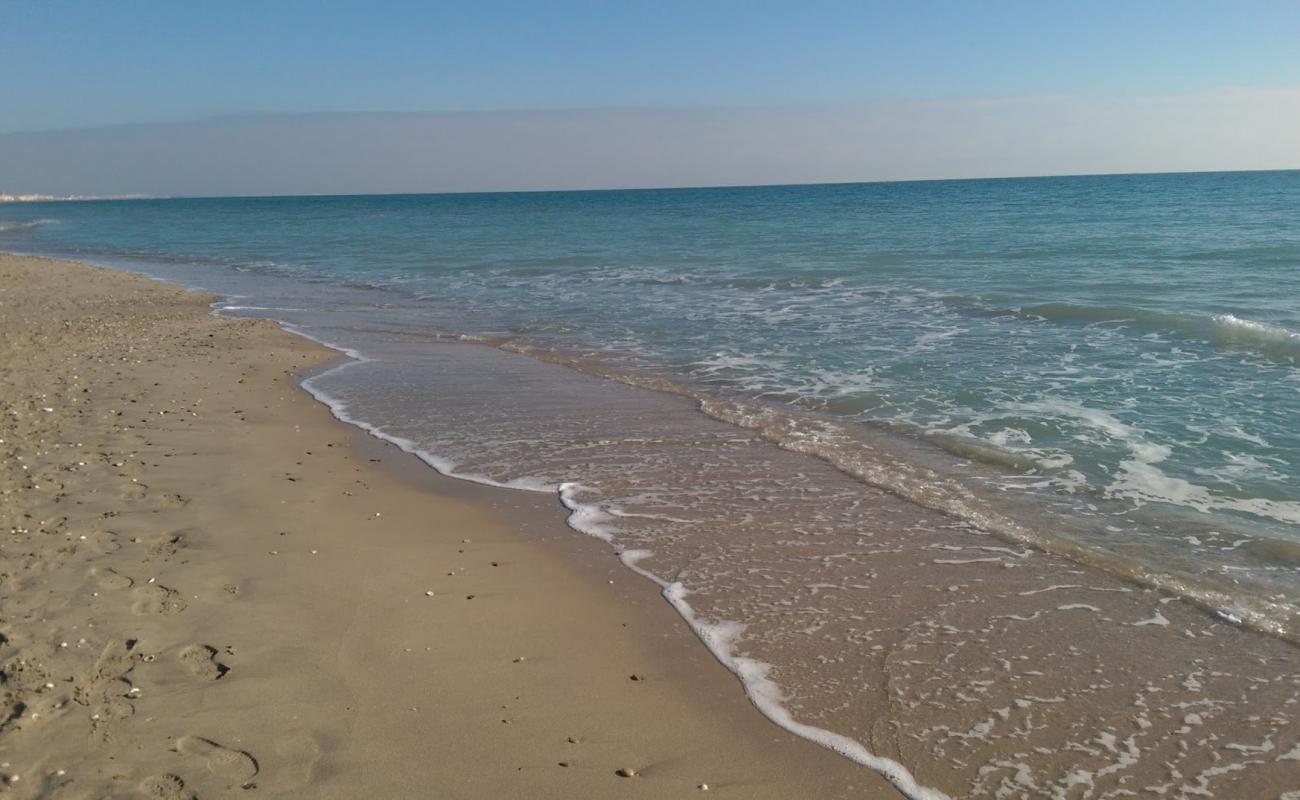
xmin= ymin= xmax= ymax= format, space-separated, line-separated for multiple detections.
xmin=1009 ymin=397 xmax=1300 ymax=526
xmin=1113 ymin=458 xmax=1300 ymax=525
xmin=1207 ymin=313 xmax=1300 ymax=359
xmin=0 ymin=218 xmax=57 ymax=234
xmin=1015 ymin=303 xmax=1300 ymax=363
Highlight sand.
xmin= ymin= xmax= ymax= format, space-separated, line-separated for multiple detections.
xmin=0 ymin=253 xmax=898 ymax=799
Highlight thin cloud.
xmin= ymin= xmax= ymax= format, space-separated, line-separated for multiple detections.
xmin=2 ymin=89 xmax=1298 ymax=197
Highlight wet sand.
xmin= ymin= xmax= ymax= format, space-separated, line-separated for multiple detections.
xmin=0 ymin=253 xmax=895 ymax=799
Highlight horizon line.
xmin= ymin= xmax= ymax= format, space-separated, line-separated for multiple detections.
xmin=9 ymin=166 xmax=1298 ymax=205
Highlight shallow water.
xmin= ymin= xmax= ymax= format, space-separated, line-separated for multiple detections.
xmin=4 ymin=171 xmax=1299 ymax=796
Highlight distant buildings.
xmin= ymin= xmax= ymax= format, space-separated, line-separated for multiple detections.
xmin=0 ymin=192 xmax=152 ymax=202
xmin=0 ymin=192 xmax=63 ymax=202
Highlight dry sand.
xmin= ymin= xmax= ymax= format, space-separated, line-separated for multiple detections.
xmin=0 ymin=254 xmax=898 ymax=799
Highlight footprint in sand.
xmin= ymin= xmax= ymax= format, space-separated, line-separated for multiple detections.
xmin=131 ymin=584 xmax=187 ymax=615
xmin=83 ymin=530 xmax=121 ymax=555
xmin=157 ymin=492 xmax=190 ymax=509
xmin=145 ymin=532 xmax=185 ymax=561
xmin=85 ymin=639 xmax=136 ymax=684
xmin=120 ymin=482 xmax=149 ymax=504
xmin=91 ymin=566 xmax=135 ymax=590
xmin=120 ymin=483 xmax=188 ymax=509
xmin=273 ymin=733 xmax=324 ymax=790
xmin=177 ymin=644 xmax=226 ymax=681
xmin=75 ymin=640 xmax=139 ymax=741
xmin=177 ymin=736 xmax=259 ymax=786
xmin=138 ymin=773 xmax=196 ymax=799
xmin=0 ymin=691 xmax=25 ymax=736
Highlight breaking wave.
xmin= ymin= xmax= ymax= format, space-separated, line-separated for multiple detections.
xmin=0 ymin=218 xmax=57 ymax=234
xmin=1014 ymin=303 xmax=1300 ymax=363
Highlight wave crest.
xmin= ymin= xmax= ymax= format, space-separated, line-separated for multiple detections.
xmin=1207 ymin=313 xmax=1300 ymax=359
xmin=0 ymin=218 xmax=57 ymax=234
xmin=1017 ymin=303 xmax=1300 ymax=363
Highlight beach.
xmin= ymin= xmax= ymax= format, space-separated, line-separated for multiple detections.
xmin=2 ymin=174 xmax=1299 ymax=800
xmin=7 ymin=1 xmax=1300 ymax=796
xmin=0 ymin=253 xmax=894 ymax=799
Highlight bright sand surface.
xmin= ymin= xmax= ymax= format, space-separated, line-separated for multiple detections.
xmin=0 ymin=254 xmax=899 ymax=798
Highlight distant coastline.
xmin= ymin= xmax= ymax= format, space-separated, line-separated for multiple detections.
xmin=0 ymin=192 xmax=159 ymax=202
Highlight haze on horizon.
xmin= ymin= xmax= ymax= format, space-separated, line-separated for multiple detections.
xmin=3 ymin=0 xmax=1299 ymax=197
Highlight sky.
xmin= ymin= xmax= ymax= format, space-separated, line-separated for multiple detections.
xmin=2 ymin=0 xmax=1299 ymax=195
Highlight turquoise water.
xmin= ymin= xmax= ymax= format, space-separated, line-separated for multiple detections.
xmin=5 ymin=172 xmax=1300 ymax=796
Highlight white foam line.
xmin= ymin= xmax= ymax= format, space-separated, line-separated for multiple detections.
xmin=559 ymin=482 xmax=950 ymax=800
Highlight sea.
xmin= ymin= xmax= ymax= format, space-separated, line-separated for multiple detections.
xmin=4 ymin=171 xmax=1299 ymax=798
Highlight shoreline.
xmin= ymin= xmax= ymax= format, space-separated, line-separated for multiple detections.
xmin=0 ymin=254 xmax=894 ymax=798
xmin=5 ymin=249 xmax=1299 ymax=797
xmin=15 ymin=238 xmax=1293 ymax=649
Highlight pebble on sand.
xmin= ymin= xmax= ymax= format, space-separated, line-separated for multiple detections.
xmin=615 ymin=767 xmax=637 ymax=778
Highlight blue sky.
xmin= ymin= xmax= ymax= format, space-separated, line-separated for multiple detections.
xmin=2 ymin=1 xmax=1299 ymax=194
xmin=4 ymin=0 xmax=1299 ymax=132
